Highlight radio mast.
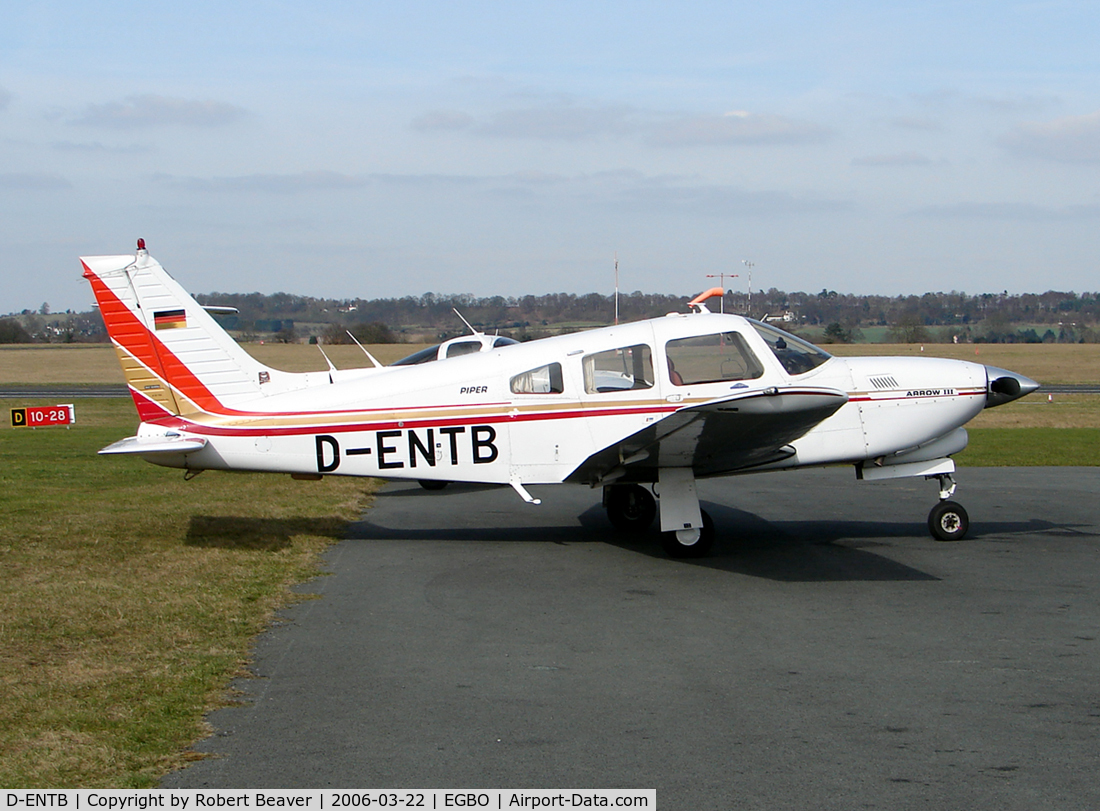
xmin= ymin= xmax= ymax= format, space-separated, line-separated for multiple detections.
xmin=614 ymin=253 xmax=619 ymax=325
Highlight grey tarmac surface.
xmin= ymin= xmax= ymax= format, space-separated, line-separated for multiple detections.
xmin=164 ymin=467 xmax=1100 ymax=809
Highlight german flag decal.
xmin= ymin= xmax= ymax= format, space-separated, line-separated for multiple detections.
xmin=154 ymin=309 xmax=187 ymax=330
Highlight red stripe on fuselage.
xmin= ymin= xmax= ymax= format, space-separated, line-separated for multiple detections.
xmin=141 ymin=402 xmax=682 ymax=438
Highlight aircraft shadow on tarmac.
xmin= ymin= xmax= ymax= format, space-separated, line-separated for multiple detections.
xmin=348 ymin=482 xmax=1097 ymax=583
xmin=345 ymin=485 xmax=926 ymax=582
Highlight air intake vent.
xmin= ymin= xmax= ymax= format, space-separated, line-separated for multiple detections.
xmin=869 ymin=376 xmax=898 ymax=390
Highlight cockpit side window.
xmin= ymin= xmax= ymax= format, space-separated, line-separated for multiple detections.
xmin=582 ymin=345 xmax=654 ymax=394
xmin=510 ymin=362 xmax=564 ymax=394
xmin=750 ymin=320 xmax=831 ymax=375
xmin=665 ymin=332 xmax=764 ymax=385
xmin=445 ymin=340 xmax=483 ymax=358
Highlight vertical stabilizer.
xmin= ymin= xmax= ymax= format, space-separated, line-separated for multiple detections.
xmin=82 ymin=244 xmax=273 ymax=419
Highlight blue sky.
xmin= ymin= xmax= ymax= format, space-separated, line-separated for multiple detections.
xmin=2 ymin=1 xmax=1099 ymax=313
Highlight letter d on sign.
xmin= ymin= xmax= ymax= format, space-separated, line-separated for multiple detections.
xmin=316 ymin=435 xmax=341 ymax=472
xmin=10 ymin=408 xmax=27 ymax=427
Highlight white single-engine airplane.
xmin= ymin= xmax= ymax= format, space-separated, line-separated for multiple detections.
xmin=83 ymin=241 xmax=1038 ymax=557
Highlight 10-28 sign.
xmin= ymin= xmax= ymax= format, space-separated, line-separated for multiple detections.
xmin=10 ymin=404 xmax=75 ymax=428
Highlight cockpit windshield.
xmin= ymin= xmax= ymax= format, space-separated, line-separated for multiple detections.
xmin=749 ymin=320 xmax=831 ymax=376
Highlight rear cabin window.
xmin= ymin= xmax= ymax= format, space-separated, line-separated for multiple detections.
xmin=665 ymin=332 xmax=764 ymax=385
xmin=582 ymin=345 xmax=654 ymax=394
xmin=510 ymin=362 xmax=564 ymax=394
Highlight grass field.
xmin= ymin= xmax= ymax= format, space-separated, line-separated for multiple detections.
xmin=827 ymin=342 xmax=1100 ymax=386
xmin=0 ymin=399 xmax=374 ymax=787
xmin=0 ymin=343 xmax=431 ymax=384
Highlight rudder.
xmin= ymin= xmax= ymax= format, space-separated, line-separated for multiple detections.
xmin=82 ymin=242 xmax=272 ymax=418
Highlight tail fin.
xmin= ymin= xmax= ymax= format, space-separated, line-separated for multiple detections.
xmin=82 ymin=243 xmax=277 ymax=420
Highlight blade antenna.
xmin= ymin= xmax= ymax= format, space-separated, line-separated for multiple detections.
xmin=316 ymin=343 xmax=338 ymax=373
xmin=345 ymin=330 xmax=384 ymax=368
xmin=453 ymin=307 xmax=481 ymax=336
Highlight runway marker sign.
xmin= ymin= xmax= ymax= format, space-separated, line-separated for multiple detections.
xmin=10 ymin=404 xmax=75 ymax=428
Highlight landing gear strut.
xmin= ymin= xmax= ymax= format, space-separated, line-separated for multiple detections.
xmin=604 ymin=484 xmax=657 ymax=532
xmin=661 ymin=509 xmax=715 ymax=558
xmin=927 ymin=473 xmax=969 ymax=541
xmin=603 ymin=469 xmax=717 ymax=558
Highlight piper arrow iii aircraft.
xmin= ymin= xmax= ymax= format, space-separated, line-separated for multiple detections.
xmin=83 ymin=241 xmax=1039 ymax=557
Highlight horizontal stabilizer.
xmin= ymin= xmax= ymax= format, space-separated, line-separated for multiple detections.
xmin=99 ymin=435 xmax=208 ymax=456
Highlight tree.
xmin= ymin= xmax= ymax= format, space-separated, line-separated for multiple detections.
xmin=0 ymin=318 xmax=32 ymax=343
xmin=823 ymin=322 xmax=853 ymax=343
xmin=888 ymin=313 xmax=931 ymax=343
xmin=274 ymin=325 xmax=299 ymax=344
xmin=352 ymin=322 xmax=396 ymax=344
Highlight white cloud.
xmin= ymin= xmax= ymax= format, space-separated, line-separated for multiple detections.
xmin=851 ymin=152 xmax=936 ymax=167
xmin=154 ymin=171 xmax=370 ymax=193
xmin=475 ymin=103 xmax=642 ymax=140
xmin=614 ymin=181 xmax=852 ymax=216
xmin=146 ymin=167 xmax=846 ymax=219
xmin=73 ymin=94 xmax=247 ymax=128
xmin=646 ymin=112 xmax=830 ymax=147
xmin=410 ymin=110 xmax=475 ymax=131
xmin=971 ymin=93 xmax=1059 ymax=114
xmin=886 ymin=116 xmax=942 ymax=131
xmin=0 ymin=172 xmax=72 ymax=190
xmin=1000 ymin=111 xmax=1100 ymax=163
xmin=412 ymin=101 xmax=829 ymax=148
xmin=908 ymin=201 xmax=1100 ymax=221
xmin=51 ymin=140 xmax=152 ymax=154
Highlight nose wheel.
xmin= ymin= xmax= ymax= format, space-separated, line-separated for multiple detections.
xmin=928 ymin=500 xmax=969 ymax=541
xmin=928 ymin=474 xmax=969 ymax=541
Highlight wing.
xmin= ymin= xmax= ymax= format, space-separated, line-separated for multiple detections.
xmin=565 ymin=386 xmax=848 ymax=485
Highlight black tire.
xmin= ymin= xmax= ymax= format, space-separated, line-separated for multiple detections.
xmin=661 ymin=510 xmax=715 ymax=558
xmin=418 ymin=479 xmax=449 ymax=491
xmin=928 ymin=500 xmax=969 ymax=541
xmin=605 ymin=484 xmax=657 ymax=532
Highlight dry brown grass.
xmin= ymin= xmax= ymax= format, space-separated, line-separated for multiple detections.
xmin=0 ymin=343 xmax=429 ymax=383
xmin=0 ymin=399 xmax=375 ymax=787
xmin=244 ymin=342 xmax=429 ymax=370
xmin=0 ymin=345 xmax=126 ymax=384
xmin=828 ymin=342 xmax=1100 ymax=385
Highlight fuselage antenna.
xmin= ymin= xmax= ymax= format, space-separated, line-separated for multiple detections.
xmin=453 ymin=308 xmax=482 ymax=336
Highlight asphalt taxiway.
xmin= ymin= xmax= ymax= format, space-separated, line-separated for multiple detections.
xmin=164 ymin=467 xmax=1100 ymax=809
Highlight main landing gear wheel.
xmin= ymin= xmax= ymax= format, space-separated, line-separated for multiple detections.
xmin=604 ymin=484 xmax=657 ymax=532
xmin=418 ymin=480 xmax=449 ymax=491
xmin=928 ymin=500 xmax=969 ymax=541
xmin=662 ymin=510 xmax=715 ymax=559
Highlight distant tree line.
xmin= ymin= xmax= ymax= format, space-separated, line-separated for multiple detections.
xmin=3 ymin=288 xmax=1098 ymax=344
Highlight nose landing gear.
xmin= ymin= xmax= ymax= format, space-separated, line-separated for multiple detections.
xmin=928 ymin=474 xmax=969 ymax=541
